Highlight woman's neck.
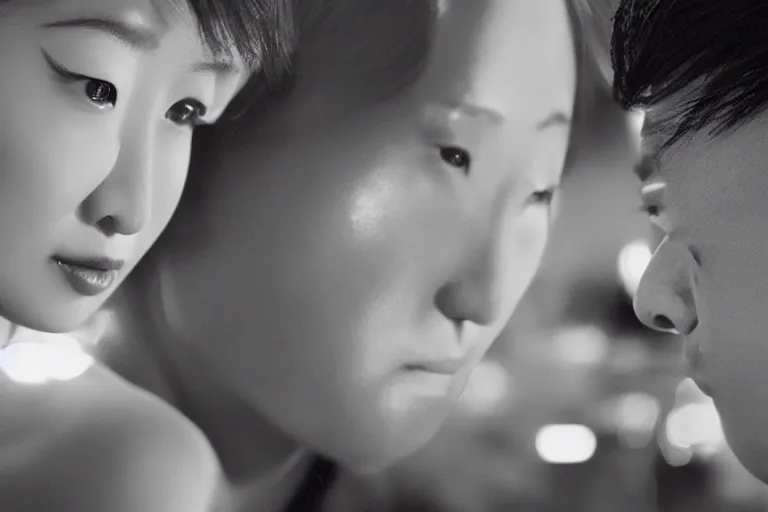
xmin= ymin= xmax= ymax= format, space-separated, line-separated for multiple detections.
xmin=95 ymin=312 xmax=310 ymax=511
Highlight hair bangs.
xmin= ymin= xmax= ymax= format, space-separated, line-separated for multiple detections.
xmin=613 ymin=0 xmax=768 ymax=148
xmin=181 ymin=0 xmax=295 ymax=79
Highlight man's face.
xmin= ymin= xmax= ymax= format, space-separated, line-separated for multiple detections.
xmin=633 ymin=92 xmax=768 ymax=482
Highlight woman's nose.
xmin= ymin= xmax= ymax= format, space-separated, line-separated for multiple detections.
xmin=79 ymin=128 xmax=156 ymax=237
xmin=434 ymin=231 xmax=504 ymax=327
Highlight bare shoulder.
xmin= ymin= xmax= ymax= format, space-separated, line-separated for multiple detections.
xmin=0 ymin=363 xmax=220 ymax=512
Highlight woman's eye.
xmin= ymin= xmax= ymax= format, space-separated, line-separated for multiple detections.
xmin=166 ymin=99 xmax=208 ymax=128
xmin=84 ymin=80 xmax=117 ymax=109
xmin=43 ymin=50 xmax=118 ymax=109
xmin=439 ymin=146 xmax=472 ymax=174
xmin=528 ymin=188 xmax=557 ymax=205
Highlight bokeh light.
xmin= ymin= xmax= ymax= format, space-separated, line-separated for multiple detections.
xmin=459 ymin=359 xmax=511 ymax=416
xmin=535 ymin=424 xmax=597 ymax=464
xmin=0 ymin=334 xmax=92 ymax=385
xmin=617 ymin=239 xmax=653 ymax=298
xmin=551 ymin=324 xmax=610 ymax=366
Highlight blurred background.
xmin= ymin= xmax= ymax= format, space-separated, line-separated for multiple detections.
xmin=316 ymin=87 xmax=768 ymax=512
xmin=4 ymin=40 xmax=768 ymax=512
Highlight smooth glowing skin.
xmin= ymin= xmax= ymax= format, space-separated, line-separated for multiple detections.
xmin=0 ymin=0 xmax=245 ymax=334
xmin=634 ymin=93 xmax=768 ymax=481
xmin=158 ymin=0 xmax=577 ymax=472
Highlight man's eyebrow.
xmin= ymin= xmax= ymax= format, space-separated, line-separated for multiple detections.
xmin=42 ymin=18 xmax=160 ymax=51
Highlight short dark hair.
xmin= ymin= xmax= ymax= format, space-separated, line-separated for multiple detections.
xmin=612 ymin=0 xmax=768 ymax=150
xmin=181 ymin=0 xmax=294 ymax=79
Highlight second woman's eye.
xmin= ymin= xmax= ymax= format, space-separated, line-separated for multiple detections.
xmin=528 ymin=188 xmax=557 ymax=206
xmin=165 ymin=99 xmax=208 ymax=128
xmin=439 ymin=146 xmax=472 ymax=174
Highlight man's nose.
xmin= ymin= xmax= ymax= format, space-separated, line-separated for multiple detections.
xmin=633 ymin=238 xmax=699 ymax=335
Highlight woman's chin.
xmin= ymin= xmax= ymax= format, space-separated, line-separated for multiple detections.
xmin=339 ymin=408 xmax=452 ymax=473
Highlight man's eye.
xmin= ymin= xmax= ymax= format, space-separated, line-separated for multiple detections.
xmin=638 ymin=182 xmax=666 ymax=214
xmin=638 ymin=204 xmax=661 ymax=217
xmin=439 ymin=146 xmax=471 ymax=174
xmin=637 ymin=202 xmax=673 ymax=233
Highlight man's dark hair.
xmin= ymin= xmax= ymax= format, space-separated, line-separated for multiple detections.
xmin=612 ymin=0 xmax=768 ymax=149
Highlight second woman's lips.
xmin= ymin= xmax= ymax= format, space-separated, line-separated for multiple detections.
xmin=52 ymin=256 xmax=125 ymax=297
xmin=406 ymin=357 xmax=466 ymax=375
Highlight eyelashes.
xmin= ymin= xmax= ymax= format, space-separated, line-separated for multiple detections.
xmin=437 ymin=144 xmax=558 ymax=208
xmin=637 ymin=199 xmax=673 ymax=233
xmin=165 ymin=99 xmax=208 ymax=128
xmin=43 ymin=50 xmax=118 ymax=109
xmin=638 ymin=204 xmax=661 ymax=217
xmin=435 ymin=142 xmax=559 ymax=211
xmin=439 ymin=146 xmax=471 ymax=174
xmin=42 ymin=49 xmax=210 ymax=129
xmin=529 ymin=187 xmax=557 ymax=206
xmin=638 ymin=181 xmax=667 ymax=220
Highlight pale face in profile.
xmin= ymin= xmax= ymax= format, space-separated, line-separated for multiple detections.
xmin=0 ymin=0 xmax=245 ymax=333
xmin=165 ymin=0 xmax=577 ymax=470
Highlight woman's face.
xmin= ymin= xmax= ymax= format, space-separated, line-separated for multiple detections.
xmin=634 ymin=93 xmax=768 ymax=482
xmin=0 ymin=0 xmax=246 ymax=332
xmin=168 ymin=0 xmax=576 ymax=470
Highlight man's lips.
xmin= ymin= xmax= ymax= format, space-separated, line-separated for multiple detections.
xmin=684 ymin=339 xmax=713 ymax=397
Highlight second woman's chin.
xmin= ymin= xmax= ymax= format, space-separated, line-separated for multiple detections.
xmin=320 ymin=384 xmax=459 ymax=473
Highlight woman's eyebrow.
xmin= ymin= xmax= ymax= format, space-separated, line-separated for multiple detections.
xmin=42 ymin=17 xmax=238 ymax=76
xmin=42 ymin=17 xmax=161 ymax=51
xmin=431 ymin=101 xmax=506 ymax=125
xmin=537 ymin=111 xmax=571 ymax=131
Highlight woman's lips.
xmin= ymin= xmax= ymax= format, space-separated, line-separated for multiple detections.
xmin=52 ymin=256 xmax=125 ymax=297
xmin=405 ymin=357 xmax=466 ymax=376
